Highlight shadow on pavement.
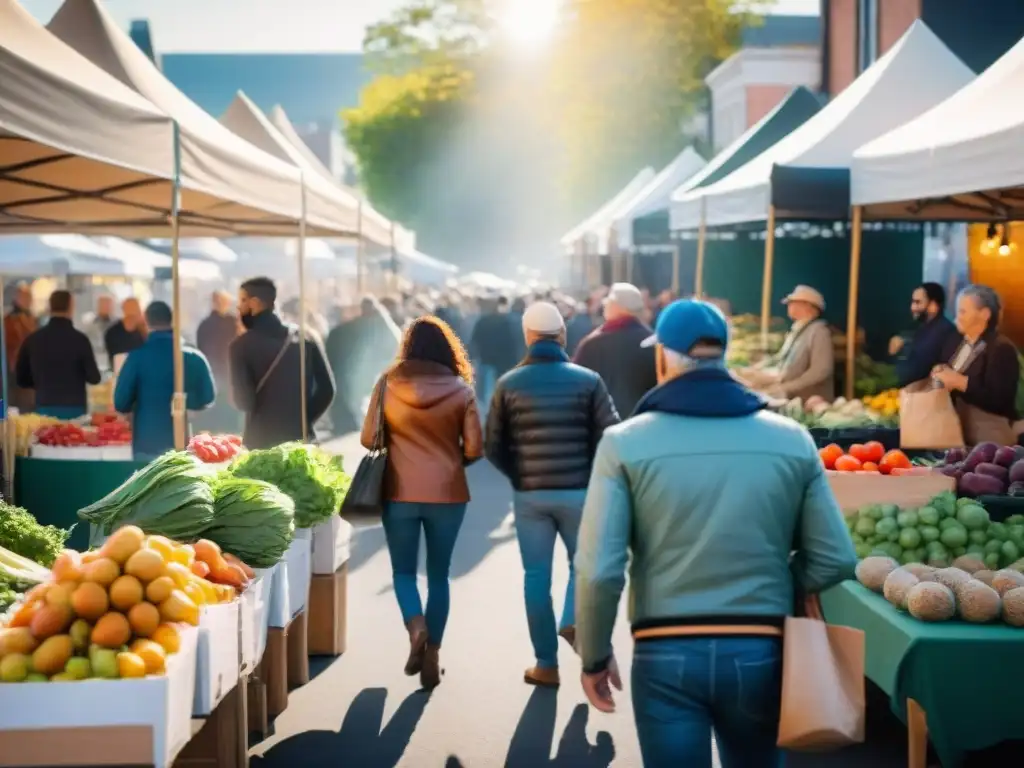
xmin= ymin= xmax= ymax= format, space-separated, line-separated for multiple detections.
xmin=345 ymin=460 xmax=518 ymax=580
xmin=504 ymin=688 xmax=615 ymax=767
xmin=251 ymin=687 xmax=428 ymax=768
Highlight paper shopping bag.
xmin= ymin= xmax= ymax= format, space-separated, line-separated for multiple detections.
xmin=777 ymin=617 xmax=865 ymax=751
xmin=899 ymin=379 xmax=965 ymax=449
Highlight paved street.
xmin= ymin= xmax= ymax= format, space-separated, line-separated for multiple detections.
xmin=248 ymin=434 xmax=910 ymax=768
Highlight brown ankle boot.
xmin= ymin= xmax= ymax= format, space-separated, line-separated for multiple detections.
xmin=558 ymin=626 xmax=576 ymax=651
xmin=421 ymin=644 xmax=442 ymax=690
xmin=404 ymin=616 xmax=428 ymax=676
xmin=524 ymin=666 xmax=560 ymax=688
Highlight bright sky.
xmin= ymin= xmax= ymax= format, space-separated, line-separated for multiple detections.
xmin=21 ymin=0 xmax=820 ymax=53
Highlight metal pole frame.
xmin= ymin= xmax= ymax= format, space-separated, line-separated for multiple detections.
xmin=170 ymin=122 xmax=186 ymax=450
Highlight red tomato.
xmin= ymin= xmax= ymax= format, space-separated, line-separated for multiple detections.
xmin=833 ymin=455 xmax=863 ymax=472
xmin=862 ymin=441 xmax=885 ymax=464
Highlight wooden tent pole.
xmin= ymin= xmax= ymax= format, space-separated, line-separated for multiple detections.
xmin=671 ymin=242 xmax=680 ymax=295
xmin=695 ymin=197 xmax=707 ymax=297
xmin=846 ymin=205 xmax=864 ymax=400
xmin=355 ymin=200 xmax=365 ymax=295
xmin=760 ymin=206 xmax=777 ymax=351
xmin=298 ymin=184 xmax=308 ymax=443
xmin=170 ymin=122 xmax=186 ymax=451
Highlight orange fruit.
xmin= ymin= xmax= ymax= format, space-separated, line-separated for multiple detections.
xmin=82 ymin=557 xmax=120 ymax=587
xmin=117 ymin=651 xmax=148 ymax=678
xmin=833 ymin=455 xmax=863 ymax=472
xmin=109 ymin=575 xmax=144 ymax=612
xmin=169 ymin=545 xmax=195 ymax=567
xmin=128 ymin=602 xmax=161 ymax=638
xmin=125 ymin=548 xmax=166 ymax=583
xmin=165 ymin=563 xmax=193 ymax=590
xmin=151 ymin=624 xmax=181 ymax=654
xmin=130 ymin=639 xmax=167 ymax=674
xmin=145 ymin=536 xmax=175 ymax=561
xmin=70 ymin=582 xmax=109 ymax=621
xmin=145 ymin=576 xmax=176 ymax=605
xmin=91 ymin=612 xmax=131 ymax=648
xmin=99 ymin=526 xmax=146 ymax=565
xmin=29 ymin=604 xmax=72 ymax=640
xmin=50 ymin=550 xmax=83 ymax=583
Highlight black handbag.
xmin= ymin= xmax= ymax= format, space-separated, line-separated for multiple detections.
xmin=340 ymin=376 xmax=389 ymax=525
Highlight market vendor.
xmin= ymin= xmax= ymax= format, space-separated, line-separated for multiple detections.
xmin=748 ymin=284 xmax=834 ymax=401
xmin=931 ymin=284 xmax=1020 ymax=445
xmin=15 ymin=290 xmax=100 ymax=419
xmin=891 ymin=282 xmax=958 ymax=388
xmin=114 ymin=301 xmax=216 ymax=461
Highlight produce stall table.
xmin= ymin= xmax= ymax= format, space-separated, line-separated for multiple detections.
xmin=13 ymin=457 xmax=145 ymax=550
xmin=821 ymin=581 xmax=1024 ymax=768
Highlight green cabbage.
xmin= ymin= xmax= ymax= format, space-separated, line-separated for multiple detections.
xmin=204 ymin=478 xmax=296 ymax=568
xmin=227 ymin=443 xmax=349 ymax=528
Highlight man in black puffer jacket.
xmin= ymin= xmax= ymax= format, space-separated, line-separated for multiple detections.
xmin=485 ymin=300 xmax=619 ymax=689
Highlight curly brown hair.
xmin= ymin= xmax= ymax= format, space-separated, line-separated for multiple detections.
xmin=394 ymin=315 xmax=474 ymax=385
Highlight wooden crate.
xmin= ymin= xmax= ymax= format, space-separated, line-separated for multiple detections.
xmin=307 ymin=564 xmax=348 ymax=657
xmin=827 ymin=472 xmax=955 ymax=514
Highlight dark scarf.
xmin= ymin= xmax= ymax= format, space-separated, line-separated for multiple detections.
xmin=633 ymin=365 xmax=768 ymax=418
xmin=522 ymin=339 xmax=569 ymax=364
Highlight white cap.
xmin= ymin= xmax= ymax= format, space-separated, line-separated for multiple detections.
xmin=604 ymin=282 xmax=644 ymax=315
xmin=522 ymin=301 xmax=565 ymax=334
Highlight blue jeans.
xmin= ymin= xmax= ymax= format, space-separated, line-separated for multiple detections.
xmin=475 ymin=364 xmax=496 ymax=417
xmin=631 ymin=637 xmax=785 ymax=768
xmin=513 ymin=489 xmax=585 ymax=669
xmin=382 ymin=501 xmax=466 ymax=645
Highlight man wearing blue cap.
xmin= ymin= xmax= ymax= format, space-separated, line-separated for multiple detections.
xmin=573 ymin=299 xmax=856 ymax=767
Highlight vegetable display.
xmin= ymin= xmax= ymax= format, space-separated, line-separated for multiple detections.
xmin=820 ymin=442 xmax=914 ymax=474
xmin=203 ymin=478 xmax=296 ymax=568
xmin=855 ymin=555 xmax=1024 ymax=626
xmin=0 ymin=546 xmax=51 ymax=614
xmin=0 ymin=504 xmax=69 ymax=567
xmin=35 ymin=416 xmax=131 ymax=448
xmin=936 ymin=442 xmax=1024 ymax=497
xmin=78 ymin=452 xmax=215 ymax=542
xmin=846 ymin=491 xmax=1024 ymax=570
xmin=776 ymin=396 xmax=897 ymax=430
xmin=227 ymin=442 xmax=348 ymax=529
xmin=188 ymin=433 xmax=243 ymax=464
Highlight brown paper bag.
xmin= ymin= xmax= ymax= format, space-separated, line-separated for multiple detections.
xmin=899 ymin=379 xmax=965 ymax=449
xmin=777 ymin=617 xmax=865 ymax=751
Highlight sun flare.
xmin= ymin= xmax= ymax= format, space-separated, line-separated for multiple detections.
xmin=498 ymin=0 xmax=561 ymax=48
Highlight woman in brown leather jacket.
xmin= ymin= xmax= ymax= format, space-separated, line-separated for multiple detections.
xmin=361 ymin=316 xmax=483 ymax=689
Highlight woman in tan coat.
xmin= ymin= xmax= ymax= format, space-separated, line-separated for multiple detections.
xmin=361 ymin=316 xmax=483 ymax=689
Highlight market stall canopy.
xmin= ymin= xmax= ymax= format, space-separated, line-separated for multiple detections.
xmin=393 ymin=248 xmax=458 ymax=286
xmin=674 ymin=22 xmax=975 ymax=228
xmin=47 ymin=0 xmax=346 ymax=237
xmin=143 ymin=237 xmax=239 ymax=263
xmin=560 ymin=167 xmax=657 ymax=254
xmin=0 ymin=234 xmax=154 ymax=277
xmin=851 ymin=34 xmax=1024 ymax=219
xmin=220 ymin=92 xmax=361 ymax=237
xmin=608 ymin=148 xmax=706 ymax=250
xmin=229 ymin=237 xmax=355 ymax=281
xmin=268 ymin=104 xmax=401 ymax=249
xmin=0 ymin=0 xmax=176 ymax=234
xmin=667 ymin=86 xmax=823 ymax=232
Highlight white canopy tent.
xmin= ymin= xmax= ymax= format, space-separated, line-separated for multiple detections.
xmin=220 ymin=92 xmax=363 ymax=239
xmin=144 ymin=237 xmax=239 ymax=263
xmin=852 ymin=34 xmax=1024 ymax=220
xmin=609 ymin=148 xmax=707 ymax=251
xmin=0 ymin=235 xmax=154 ymax=277
xmin=674 ymin=22 xmax=975 ymax=229
xmin=92 ymin=237 xmax=222 ymax=281
xmin=560 ymin=167 xmax=656 ymax=254
xmin=47 ymin=0 xmax=359 ymax=237
xmin=229 ymin=238 xmax=356 ymax=281
xmin=394 ymin=248 xmax=459 ymax=286
xmin=0 ymin=0 xmax=176 ymax=234
xmin=269 ymin=104 xmax=412 ymax=250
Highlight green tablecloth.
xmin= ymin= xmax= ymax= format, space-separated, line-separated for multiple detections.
xmin=14 ymin=457 xmax=145 ymax=551
xmin=822 ymin=581 xmax=1024 ymax=767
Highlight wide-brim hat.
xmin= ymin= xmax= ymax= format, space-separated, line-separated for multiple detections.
xmin=781 ymin=284 xmax=825 ymax=311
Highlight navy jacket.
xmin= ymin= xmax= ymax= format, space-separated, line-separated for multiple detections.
xmin=896 ymin=314 xmax=958 ymax=388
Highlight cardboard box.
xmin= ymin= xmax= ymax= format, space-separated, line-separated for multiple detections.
xmin=193 ymin=600 xmax=241 ymax=717
xmin=268 ymin=534 xmax=312 ymax=628
xmin=176 ymin=676 xmax=248 ymax=768
xmin=239 ymin=569 xmax=272 ymax=674
xmin=286 ymin=610 xmax=309 ymax=688
xmin=307 ymin=564 xmax=347 ymax=656
xmin=0 ymin=627 xmax=198 ymax=768
xmin=312 ymin=515 xmax=352 ymax=575
xmin=264 ymin=626 xmax=289 ymax=718
xmin=828 ymin=472 xmax=955 ymax=514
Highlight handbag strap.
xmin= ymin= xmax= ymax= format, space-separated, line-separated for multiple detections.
xmin=256 ymin=329 xmax=296 ymax=395
xmin=372 ymin=375 xmax=388 ymax=452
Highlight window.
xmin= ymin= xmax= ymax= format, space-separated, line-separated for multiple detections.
xmin=857 ymin=0 xmax=879 ymax=72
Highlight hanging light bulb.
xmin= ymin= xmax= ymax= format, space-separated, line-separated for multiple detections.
xmin=980 ymin=222 xmax=999 ymax=256
xmin=998 ymin=226 xmax=1015 ymax=257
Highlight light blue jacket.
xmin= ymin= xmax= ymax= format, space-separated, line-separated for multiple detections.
xmin=574 ymin=370 xmax=857 ymax=669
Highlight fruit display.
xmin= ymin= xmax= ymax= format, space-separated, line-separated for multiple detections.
xmin=227 ymin=442 xmax=350 ymax=529
xmin=35 ymin=415 xmax=131 ymax=448
xmin=852 ymin=356 xmax=899 ymax=398
xmin=725 ymin=315 xmax=787 ymax=367
xmin=0 ymin=527 xmax=253 ymax=683
xmin=776 ymin=395 xmax=897 ymax=430
xmin=861 ymin=388 xmax=899 ymax=419
xmin=0 ymin=546 xmax=51 ymax=614
xmin=820 ymin=443 xmax=913 ymax=474
xmin=203 ymin=478 xmax=296 ymax=568
xmin=845 ymin=491 xmax=1024 ymax=571
xmin=935 ymin=442 xmax=1024 ymax=497
xmin=188 ymin=433 xmax=243 ymax=464
xmin=855 ymin=554 xmax=1024 ymax=626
